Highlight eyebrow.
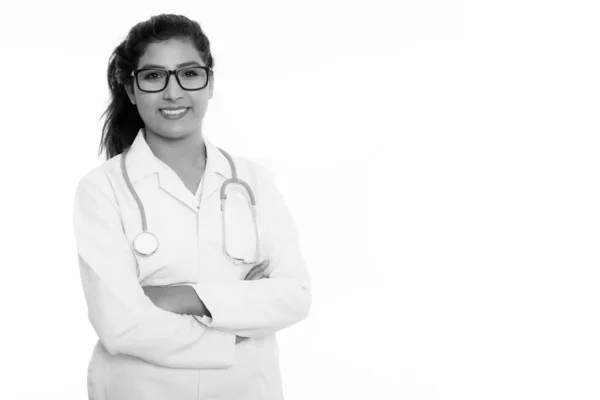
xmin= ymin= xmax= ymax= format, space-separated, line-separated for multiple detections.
xmin=139 ymin=61 xmax=203 ymax=69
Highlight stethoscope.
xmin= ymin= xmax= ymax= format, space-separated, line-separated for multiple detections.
xmin=120 ymin=145 xmax=261 ymax=265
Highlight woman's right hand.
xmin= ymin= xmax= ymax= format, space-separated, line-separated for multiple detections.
xmin=243 ymin=259 xmax=270 ymax=281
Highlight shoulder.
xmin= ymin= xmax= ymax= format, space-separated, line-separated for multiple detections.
xmin=223 ymin=151 xmax=273 ymax=187
xmin=74 ymin=155 xmax=124 ymax=200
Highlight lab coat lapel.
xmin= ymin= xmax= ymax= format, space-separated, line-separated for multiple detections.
xmin=126 ymin=129 xmax=228 ymax=213
xmin=123 ymin=129 xmax=162 ymax=184
xmin=126 ymin=129 xmax=196 ymax=212
xmin=200 ymin=137 xmax=231 ymax=206
xmin=156 ymin=168 xmax=199 ymax=212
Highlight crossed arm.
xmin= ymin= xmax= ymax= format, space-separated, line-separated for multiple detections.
xmin=74 ymin=166 xmax=311 ymax=368
xmin=143 ymin=261 xmax=270 ymax=344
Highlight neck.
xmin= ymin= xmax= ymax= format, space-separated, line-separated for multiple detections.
xmin=144 ymin=128 xmax=207 ymax=173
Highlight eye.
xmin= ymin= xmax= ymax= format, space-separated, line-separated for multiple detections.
xmin=139 ymin=70 xmax=166 ymax=81
xmin=144 ymin=73 xmax=160 ymax=80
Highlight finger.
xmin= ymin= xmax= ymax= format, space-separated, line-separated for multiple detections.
xmin=244 ymin=260 xmax=269 ymax=280
xmin=261 ymin=260 xmax=270 ymax=275
xmin=246 ymin=265 xmax=269 ymax=280
xmin=249 ymin=262 xmax=269 ymax=280
xmin=246 ymin=265 xmax=260 ymax=277
xmin=245 ymin=270 xmax=263 ymax=281
xmin=252 ymin=260 xmax=269 ymax=272
xmin=247 ymin=272 xmax=266 ymax=281
xmin=244 ymin=268 xmax=257 ymax=280
xmin=247 ymin=269 xmax=270 ymax=281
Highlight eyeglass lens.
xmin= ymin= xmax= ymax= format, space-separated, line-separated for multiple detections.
xmin=137 ymin=67 xmax=208 ymax=91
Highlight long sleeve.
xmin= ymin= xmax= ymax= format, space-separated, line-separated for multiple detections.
xmin=73 ymin=170 xmax=236 ymax=369
xmin=193 ymin=165 xmax=312 ymax=338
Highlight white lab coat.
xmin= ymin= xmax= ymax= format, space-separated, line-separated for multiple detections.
xmin=72 ymin=129 xmax=311 ymax=400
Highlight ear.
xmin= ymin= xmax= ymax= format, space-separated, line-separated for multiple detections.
xmin=124 ymin=82 xmax=137 ymax=105
xmin=208 ymin=73 xmax=214 ymax=99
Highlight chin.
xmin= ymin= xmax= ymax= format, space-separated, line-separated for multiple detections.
xmin=154 ymin=123 xmax=199 ymax=139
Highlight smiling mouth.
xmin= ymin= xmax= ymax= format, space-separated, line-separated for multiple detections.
xmin=160 ymin=108 xmax=189 ymax=115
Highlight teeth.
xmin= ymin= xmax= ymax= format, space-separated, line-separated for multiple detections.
xmin=161 ymin=108 xmax=187 ymax=115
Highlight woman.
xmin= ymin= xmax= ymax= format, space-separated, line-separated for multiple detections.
xmin=72 ymin=14 xmax=311 ymax=400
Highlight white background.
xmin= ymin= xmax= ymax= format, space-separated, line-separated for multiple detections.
xmin=1 ymin=1 xmax=599 ymax=399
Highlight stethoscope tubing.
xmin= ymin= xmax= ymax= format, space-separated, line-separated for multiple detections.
xmin=120 ymin=143 xmax=260 ymax=263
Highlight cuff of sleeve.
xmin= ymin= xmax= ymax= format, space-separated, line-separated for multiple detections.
xmin=193 ymin=317 xmax=237 ymax=367
xmin=193 ymin=282 xmax=232 ymax=330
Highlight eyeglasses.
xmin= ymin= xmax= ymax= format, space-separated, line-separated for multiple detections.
xmin=131 ymin=66 xmax=211 ymax=93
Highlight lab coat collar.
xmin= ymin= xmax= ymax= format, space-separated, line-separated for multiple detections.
xmin=125 ymin=128 xmax=230 ymax=211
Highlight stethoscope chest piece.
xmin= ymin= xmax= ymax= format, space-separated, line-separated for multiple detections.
xmin=133 ymin=231 xmax=159 ymax=256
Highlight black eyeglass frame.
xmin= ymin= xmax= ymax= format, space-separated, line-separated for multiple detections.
xmin=130 ymin=66 xmax=212 ymax=93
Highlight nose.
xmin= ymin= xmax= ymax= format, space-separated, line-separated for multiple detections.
xmin=162 ymin=72 xmax=184 ymax=100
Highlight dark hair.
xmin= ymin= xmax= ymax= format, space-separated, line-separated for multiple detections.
xmin=98 ymin=14 xmax=215 ymax=160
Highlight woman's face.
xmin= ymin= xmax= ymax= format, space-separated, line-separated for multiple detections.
xmin=125 ymin=38 xmax=213 ymax=140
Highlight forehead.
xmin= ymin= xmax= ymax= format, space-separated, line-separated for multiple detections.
xmin=137 ymin=39 xmax=205 ymax=69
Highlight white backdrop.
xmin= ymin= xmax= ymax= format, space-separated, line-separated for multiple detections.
xmin=1 ymin=1 xmax=599 ymax=399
